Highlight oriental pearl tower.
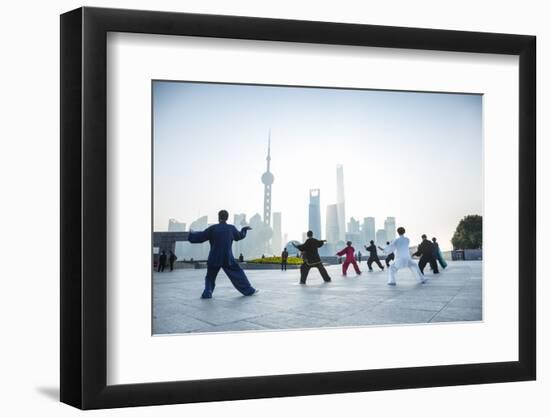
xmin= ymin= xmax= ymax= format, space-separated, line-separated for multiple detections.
xmin=261 ymin=131 xmax=274 ymax=226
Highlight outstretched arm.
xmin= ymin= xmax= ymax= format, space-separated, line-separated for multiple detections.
xmin=412 ymin=241 xmax=424 ymax=257
xmin=383 ymin=241 xmax=396 ymax=254
xmin=336 ymin=248 xmax=346 ymax=256
xmin=292 ymin=242 xmax=305 ymax=251
xmin=188 ymin=227 xmax=211 ymax=244
xmin=233 ymin=225 xmax=251 ymax=242
xmin=316 ymin=239 xmax=326 ymax=248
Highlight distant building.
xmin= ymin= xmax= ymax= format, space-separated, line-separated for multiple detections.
xmin=233 ymin=213 xmax=247 ymax=258
xmin=284 ymin=240 xmax=302 ymax=256
xmin=237 ymin=213 xmax=272 ymax=259
xmin=362 ymin=217 xmax=375 ymax=243
xmin=176 ymin=215 xmax=209 ymax=261
xmin=384 ymin=217 xmax=396 ymax=242
xmin=189 ymin=215 xmax=208 ymax=231
xmin=348 ymin=217 xmax=360 ymax=234
xmin=346 ymin=218 xmax=361 ymax=246
xmin=233 ymin=213 xmax=247 ymax=228
xmin=261 ymin=134 xmax=274 ymax=226
xmin=336 ymin=165 xmax=346 ymax=241
xmin=258 ymin=133 xmax=275 ymax=254
xmin=345 ymin=232 xmax=361 ymax=246
xmin=376 ymin=229 xmax=387 ymax=247
xmin=326 ymin=204 xmax=340 ymax=244
xmin=168 ymin=218 xmax=186 ymax=232
xmin=272 ymin=212 xmax=282 ymax=254
xmin=308 ymin=189 xmax=322 ymax=239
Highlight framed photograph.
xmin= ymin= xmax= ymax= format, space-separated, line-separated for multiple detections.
xmin=60 ymin=6 xmax=536 ymax=409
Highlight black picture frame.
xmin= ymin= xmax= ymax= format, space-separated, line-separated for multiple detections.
xmin=60 ymin=6 xmax=536 ymax=410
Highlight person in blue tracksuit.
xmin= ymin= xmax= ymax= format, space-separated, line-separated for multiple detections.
xmin=188 ymin=210 xmax=258 ymax=299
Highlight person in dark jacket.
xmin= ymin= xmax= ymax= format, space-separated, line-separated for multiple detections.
xmin=292 ymin=231 xmax=332 ymax=284
xmin=281 ymin=248 xmax=289 ymax=271
xmin=364 ymin=241 xmax=385 ymax=271
xmin=188 ymin=210 xmax=258 ymax=299
xmin=413 ymin=234 xmax=439 ymax=274
xmin=168 ymin=250 xmax=178 ymax=271
xmin=157 ymin=251 xmax=167 ymax=272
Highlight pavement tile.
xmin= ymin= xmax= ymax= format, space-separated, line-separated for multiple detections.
xmin=153 ymin=261 xmax=482 ymax=334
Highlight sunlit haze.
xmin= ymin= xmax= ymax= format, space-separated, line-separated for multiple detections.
xmin=153 ymin=81 xmax=482 ymax=251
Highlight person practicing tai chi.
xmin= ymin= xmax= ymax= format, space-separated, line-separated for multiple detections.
xmin=413 ymin=234 xmax=440 ymax=275
xmin=432 ymin=237 xmax=447 ymax=269
xmin=336 ymin=241 xmax=362 ymax=276
xmin=292 ymin=231 xmax=332 ymax=284
xmin=383 ymin=227 xmax=425 ymax=285
xmin=157 ymin=250 xmax=167 ymax=272
xmin=281 ymin=247 xmax=289 ymax=271
xmin=364 ymin=241 xmax=385 ymax=271
xmin=188 ymin=209 xmax=258 ymax=299
xmin=379 ymin=241 xmax=395 ymax=267
xmin=168 ymin=250 xmax=177 ymax=271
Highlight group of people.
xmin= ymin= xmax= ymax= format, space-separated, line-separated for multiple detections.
xmin=156 ymin=250 xmax=178 ymax=272
xmin=329 ymin=229 xmax=447 ymax=285
xmin=184 ymin=209 xmax=448 ymax=299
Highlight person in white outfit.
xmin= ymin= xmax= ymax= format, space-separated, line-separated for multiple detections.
xmin=383 ymin=227 xmax=425 ymax=286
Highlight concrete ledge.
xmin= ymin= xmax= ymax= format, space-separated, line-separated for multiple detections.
xmin=241 ymin=263 xmax=302 ymax=270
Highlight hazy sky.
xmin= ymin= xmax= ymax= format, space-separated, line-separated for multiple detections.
xmin=153 ymin=81 xmax=482 ymax=250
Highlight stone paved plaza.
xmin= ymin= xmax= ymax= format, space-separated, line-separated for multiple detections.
xmin=153 ymin=261 xmax=482 ymax=335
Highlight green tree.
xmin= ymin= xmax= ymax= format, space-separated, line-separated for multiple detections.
xmin=451 ymin=215 xmax=482 ymax=249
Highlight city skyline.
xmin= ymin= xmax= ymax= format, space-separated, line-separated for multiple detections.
xmin=161 ymin=153 xmax=401 ymax=257
xmin=153 ymin=81 xmax=482 ymax=251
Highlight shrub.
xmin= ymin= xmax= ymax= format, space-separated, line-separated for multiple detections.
xmin=247 ymin=256 xmax=303 ymax=265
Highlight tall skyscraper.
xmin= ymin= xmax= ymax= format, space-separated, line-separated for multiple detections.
xmin=261 ymin=132 xmax=274 ymax=226
xmin=363 ymin=217 xmax=375 ymax=243
xmin=384 ymin=217 xmax=396 ymax=242
xmin=336 ymin=164 xmax=346 ymax=241
xmin=326 ymin=204 xmax=340 ymax=244
xmin=308 ymin=189 xmax=322 ymax=239
xmin=168 ymin=218 xmax=185 ymax=232
xmin=272 ymin=212 xmax=282 ymax=254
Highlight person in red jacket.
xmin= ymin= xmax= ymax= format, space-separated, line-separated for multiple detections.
xmin=336 ymin=241 xmax=362 ymax=276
